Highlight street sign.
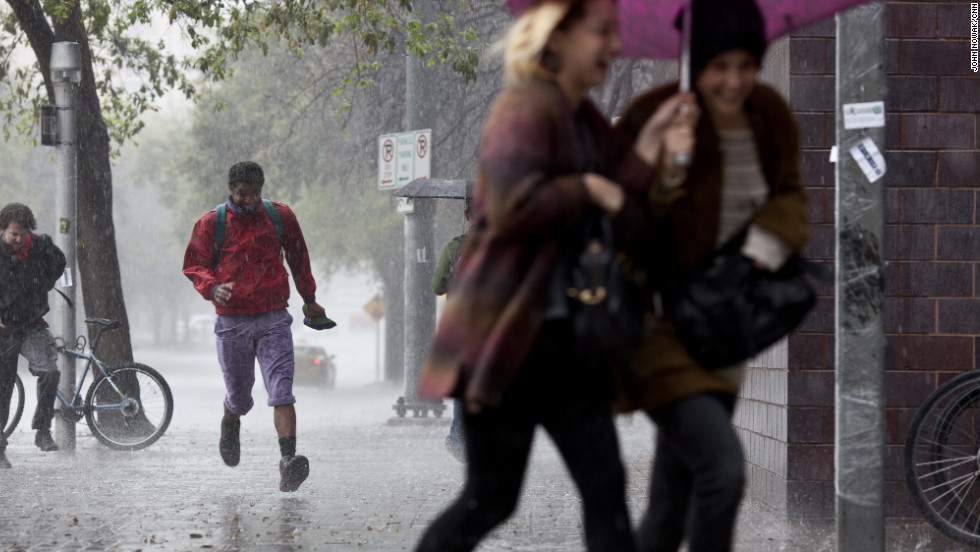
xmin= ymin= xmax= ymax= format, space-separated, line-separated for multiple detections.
xmin=363 ymin=293 xmax=385 ymax=322
xmin=378 ymin=129 xmax=431 ymax=191
xmin=414 ymin=129 xmax=430 ymax=182
xmin=378 ymin=134 xmax=397 ymax=190
xmin=396 ymin=132 xmax=415 ymax=187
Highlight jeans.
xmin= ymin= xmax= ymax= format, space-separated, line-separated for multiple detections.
xmin=0 ymin=324 xmax=61 ymax=439
xmin=415 ymin=321 xmax=633 ymax=552
xmin=636 ymin=393 xmax=745 ymax=552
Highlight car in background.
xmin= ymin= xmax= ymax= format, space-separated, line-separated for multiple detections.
xmin=293 ymin=342 xmax=336 ymax=389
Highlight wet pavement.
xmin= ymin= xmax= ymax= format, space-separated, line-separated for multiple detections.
xmin=0 ymin=347 xmax=970 ymax=551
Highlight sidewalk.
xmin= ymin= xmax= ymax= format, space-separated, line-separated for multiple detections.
xmin=0 ymin=383 xmax=967 ymax=551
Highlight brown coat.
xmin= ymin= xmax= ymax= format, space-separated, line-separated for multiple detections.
xmin=613 ymin=82 xmax=810 ymax=412
xmin=418 ymin=76 xmax=654 ymax=409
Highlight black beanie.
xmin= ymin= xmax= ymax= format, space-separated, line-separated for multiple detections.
xmin=228 ymin=161 xmax=265 ymax=186
xmin=683 ymin=0 xmax=767 ymax=83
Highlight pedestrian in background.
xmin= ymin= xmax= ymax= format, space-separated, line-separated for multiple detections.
xmin=0 ymin=203 xmax=67 ymax=468
xmin=431 ymin=197 xmax=473 ymax=463
xmin=183 ymin=161 xmax=329 ymax=492
xmin=413 ymin=0 xmax=690 ymax=548
xmin=614 ymin=0 xmax=810 ymax=549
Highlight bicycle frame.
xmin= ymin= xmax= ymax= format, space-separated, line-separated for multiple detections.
xmin=54 ymin=325 xmax=130 ymax=415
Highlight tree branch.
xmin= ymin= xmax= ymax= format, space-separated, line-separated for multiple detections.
xmin=5 ymin=0 xmax=55 ymax=99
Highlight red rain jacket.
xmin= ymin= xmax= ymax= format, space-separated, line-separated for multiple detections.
xmin=183 ymin=201 xmax=316 ymax=315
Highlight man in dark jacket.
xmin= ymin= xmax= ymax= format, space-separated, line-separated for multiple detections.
xmin=0 ymin=203 xmax=67 ymax=468
xmin=183 ymin=161 xmax=327 ymax=492
xmin=431 ymin=199 xmax=472 ymax=462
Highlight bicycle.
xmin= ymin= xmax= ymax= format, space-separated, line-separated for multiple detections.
xmin=2 ymin=318 xmax=173 ymax=451
xmin=905 ymin=369 xmax=980 ymax=546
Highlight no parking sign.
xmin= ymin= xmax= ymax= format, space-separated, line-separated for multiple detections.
xmin=378 ymin=129 xmax=431 ymax=191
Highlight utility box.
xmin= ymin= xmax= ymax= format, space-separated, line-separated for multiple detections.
xmin=40 ymin=105 xmax=57 ymax=146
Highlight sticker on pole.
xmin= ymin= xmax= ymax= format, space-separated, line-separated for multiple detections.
xmin=849 ymin=137 xmax=887 ymax=183
xmin=60 ymin=268 xmax=73 ymax=288
xmin=843 ymin=101 xmax=885 ymax=129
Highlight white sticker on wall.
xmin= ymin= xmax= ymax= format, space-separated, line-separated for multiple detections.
xmin=848 ymin=137 xmax=887 ymax=183
xmin=843 ymin=101 xmax=886 ymax=129
xmin=60 ymin=268 xmax=73 ymax=288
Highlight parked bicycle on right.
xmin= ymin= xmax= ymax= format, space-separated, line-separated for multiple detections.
xmin=905 ymin=369 xmax=980 ymax=546
xmin=3 ymin=318 xmax=173 ymax=450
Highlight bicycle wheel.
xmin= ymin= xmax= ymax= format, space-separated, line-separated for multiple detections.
xmin=905 ymin=370 xmax=980 ymax=546
xmin=2 ymin=373 xmax=26 ymax=439
xmin=85 ymin=362 xmax=173 ymax=451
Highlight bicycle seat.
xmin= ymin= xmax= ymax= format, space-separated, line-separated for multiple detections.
xmin=84 ymin=318 xmax=122 ymax=330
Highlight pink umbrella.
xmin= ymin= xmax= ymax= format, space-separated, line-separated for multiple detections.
xmin=619 ymin=0 xmax=874 ymax=61
xmin=504 ymin=0 xmax=874 ymax=62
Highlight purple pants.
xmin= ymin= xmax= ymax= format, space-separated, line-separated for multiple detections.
xmin=215 ymin=308 xmax=295 ymax=416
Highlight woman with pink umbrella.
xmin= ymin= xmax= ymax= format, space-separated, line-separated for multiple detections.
xmin=614 ymin=0 xmax=810 ymax=550
xmin=413 ymin=0 xmax=692 ymax=549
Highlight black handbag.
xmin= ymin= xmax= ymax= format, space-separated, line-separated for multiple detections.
xmin=544 ymin=111 xmax=645 ymax=366
xmin=561 ymin=210 xmax=647 ymax=366
xmin=668 ymin=234 xmax=816 ymax=369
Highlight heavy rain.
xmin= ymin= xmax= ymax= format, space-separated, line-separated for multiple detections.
xmin=0 ymin=0 xmax=978 ymax=551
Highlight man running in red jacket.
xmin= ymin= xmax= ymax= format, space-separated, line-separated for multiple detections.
xmin=183 ymin=161 xmax=328 ymax=492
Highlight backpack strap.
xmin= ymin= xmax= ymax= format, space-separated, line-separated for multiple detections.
xmin=262 ymin=199 xmax=284 ymax=245
xmin=213 ymin=203 xmax=227 ymax=262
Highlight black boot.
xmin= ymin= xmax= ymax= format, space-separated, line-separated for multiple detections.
xmin=35 ymin=429 xmax=58 ymax=452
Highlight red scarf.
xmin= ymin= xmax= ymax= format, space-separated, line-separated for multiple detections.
xmin=16 ymin=233 xmax=32 ymax=263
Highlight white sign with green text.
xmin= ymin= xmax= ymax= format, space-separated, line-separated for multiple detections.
xmin=378 ymin=129 xmax=431 ymax=191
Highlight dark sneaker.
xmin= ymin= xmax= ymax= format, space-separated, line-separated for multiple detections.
xmin=219 ymin=418 xmax=240 ymax=467
xmin=279 ymin=455 xmax=309 ymax=492
xmin=0 ymin=451 xmax=10 ymax=469
xmin=35 ymin=430 xmax=59 ymax=452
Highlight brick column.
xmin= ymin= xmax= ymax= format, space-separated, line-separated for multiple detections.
xmin=739 ymin=2 xmax=979 ymax=522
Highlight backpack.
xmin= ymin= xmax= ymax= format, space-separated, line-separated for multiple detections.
xmin=213 ymin=199 xmax=283 ymax=262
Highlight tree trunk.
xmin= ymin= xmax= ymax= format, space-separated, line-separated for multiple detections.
xmin=8 ymin=1 xmax=134 ymax=365
xmin=74 ymin=46 xmax=133 ymax=365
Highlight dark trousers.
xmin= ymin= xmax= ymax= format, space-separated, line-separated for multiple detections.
xmin=636 ymin=393 xmax=745 ymax=552
xmin=0 ymin=325 xmax=61 ymax=447
xmin=414 ymin=322 xmax=634 ymax=552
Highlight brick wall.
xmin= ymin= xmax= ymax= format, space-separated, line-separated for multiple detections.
xmin=737 ymin=1 xmax=979 ymax=521
xmin=880 ymin=0 xmax=979 ymax=520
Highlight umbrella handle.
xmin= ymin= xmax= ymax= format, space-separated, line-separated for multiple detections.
xmin=679 ymin=2 xmax=692 ymax=93
xmin=674 ymin=3 xmax=692 ymax=169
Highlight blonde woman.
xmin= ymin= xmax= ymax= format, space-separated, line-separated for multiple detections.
xmin=413 ymin=0 xmax=692 ymax=549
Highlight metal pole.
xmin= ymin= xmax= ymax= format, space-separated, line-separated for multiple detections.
xmin=834 ymin=4 xmax=886 ymax=550
xmin=50 ymin=42 xmax=81 ymax=452
xmin=392 ymin=0 xmax=439 ymax=417
xmin=402 ymin=200 xmax=435 ymax=412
